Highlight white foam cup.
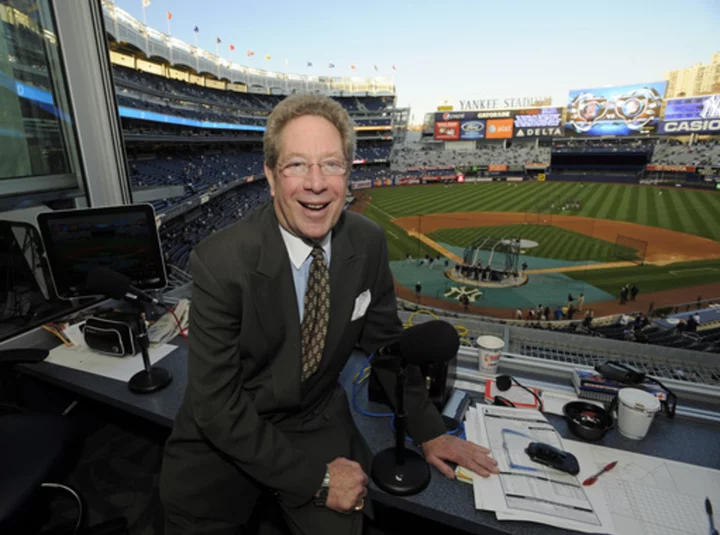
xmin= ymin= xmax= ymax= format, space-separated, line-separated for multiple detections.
xmin=617 ymin=388 xmax=661 ymax=440
xmin=476 ymin=335 xmax=504 ymax=372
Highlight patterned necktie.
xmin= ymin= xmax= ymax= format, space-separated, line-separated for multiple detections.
xmin=300 ymin=245 xmax=330 ymax=382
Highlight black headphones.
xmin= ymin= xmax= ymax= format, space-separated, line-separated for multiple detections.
xmin=492 ymin=375 xmax=544 ymax=411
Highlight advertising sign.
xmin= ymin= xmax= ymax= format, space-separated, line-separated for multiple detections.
xmin=514 ymin=107 xmax=563 ymax=137
xmin=435 ymin=120 xmax=460 ymax=140
xmin=488 ymin=164 xmax=508 ymax=172
xmin=486 ymin=119 xmax=513 ymax=139
xmin=460 ymin=119 xmax=486 ymax=140
xmin=646 ymin=165 xmax=697 ymax=173
xmin=658 ymin=94 xmax=720 ymax=134
xmin=565 ymin=81 xmax=666 ymax=136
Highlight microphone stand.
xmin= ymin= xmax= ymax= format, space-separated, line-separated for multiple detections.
xmin=371 ymin=358 xmax=431 ymax=496
xmin=127 ymin=301 xmax=172 ymax=394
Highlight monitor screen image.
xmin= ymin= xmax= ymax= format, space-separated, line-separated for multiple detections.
xmin=37 ymin=204 xmax=167 ymax=299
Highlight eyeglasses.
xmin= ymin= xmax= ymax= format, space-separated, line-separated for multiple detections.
xmin=279 ymin=158 xmax=348 ymax=177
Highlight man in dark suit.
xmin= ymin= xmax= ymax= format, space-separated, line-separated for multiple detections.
xmin=159 ymin=94 xmax=498 ymax=534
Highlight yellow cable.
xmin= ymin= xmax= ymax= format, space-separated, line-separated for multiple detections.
xmin=42 ymin=325 xmax=73 ymax=347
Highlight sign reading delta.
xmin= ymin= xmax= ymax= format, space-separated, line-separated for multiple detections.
xmin=659 ymin=94 xmax=720 ymax=134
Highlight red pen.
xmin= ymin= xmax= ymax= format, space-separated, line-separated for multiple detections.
xmin=582 ymin=461 xmax=618 ymax=486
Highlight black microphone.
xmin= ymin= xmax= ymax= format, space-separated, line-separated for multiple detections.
xmin=85 ymin=266 xmax=171 ymax=394
xmin=86 ymin=267 xmax=159 ymax=305
xmin=371 ymin=319 xmax=459 ymax=497
xmin=496 ymin=375 xmax=544 ymax=412
xmin=376 ymin=320 xmax=460 ymax=364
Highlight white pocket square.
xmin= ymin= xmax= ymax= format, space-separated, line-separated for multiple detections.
xmin=351 ymin=289 xmax=371 ymax=321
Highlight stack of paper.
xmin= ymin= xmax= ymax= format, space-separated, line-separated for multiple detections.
xmin=462 ymin=405 xmax=720 ymax=534
xmin=464 ymin=405 xmax=615 ymax=533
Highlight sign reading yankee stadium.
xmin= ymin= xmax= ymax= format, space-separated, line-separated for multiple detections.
xmin=457 ymin=96 xmax=552 ymax=110
xmin=659 ymin=94 xmax=720 ymax=134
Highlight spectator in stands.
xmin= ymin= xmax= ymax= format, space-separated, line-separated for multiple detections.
xmin=567 ymin=293 xmax=574 ymax=306
xmin=415 ymin=281 xmax=422 ymax=300
xmin=687 ymin=314 xmax=698 ymax=332
xmin=516 ymin=308 xmax=523 ymax=320
xmin=630 ymin=283 xmax=639 ymax=301
xmin=554 ymin=305 xmax=563 ymax=321
xmin=160 ymin=94 xmax=499 ymax=534
xmin=544 ymin=305 xmax=551 ymax=321
xmin=582 ymin=309 xmax=594 ymax=330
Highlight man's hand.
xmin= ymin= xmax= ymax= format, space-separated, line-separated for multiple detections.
xmin=323 ymin=457 xmax=368 ymax=514
xmin=421 ymin=434 xmax=499 ymax=480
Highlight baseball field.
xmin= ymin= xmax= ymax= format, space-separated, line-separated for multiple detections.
xmin=353 ymin=182 xmax=720 ymax=308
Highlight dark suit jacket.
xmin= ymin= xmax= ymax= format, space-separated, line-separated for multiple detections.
xmin=159 ymin=203 xmax=446 ymax=522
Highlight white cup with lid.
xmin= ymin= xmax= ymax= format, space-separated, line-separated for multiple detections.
xmin=617 ymin=388 xmax=661 ymax=440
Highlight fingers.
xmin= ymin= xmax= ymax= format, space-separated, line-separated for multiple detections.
xmin=427 ymin=456 xmax=456 ymax=479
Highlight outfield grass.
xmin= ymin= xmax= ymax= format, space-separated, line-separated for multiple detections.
xmin=366 ymin=183 xmax=720 ymax=243
xmin=361 ymin=202 xmax=438 ymax=261
xmin=565 ymin=258 xmax=720 ymax=295
xmin=428 ymin=225 xmax=638 ymax=262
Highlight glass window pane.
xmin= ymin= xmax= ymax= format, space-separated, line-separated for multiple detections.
xmin=0 ymin=1 xmax=81 ymax=192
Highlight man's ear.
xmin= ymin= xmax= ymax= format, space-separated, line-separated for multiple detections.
xmin=264 ymin=163 xmax=276 ymax=197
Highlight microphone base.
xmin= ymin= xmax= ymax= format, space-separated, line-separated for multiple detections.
xmin=371 ymin=447 xmax=430 ymax=496
xmin=128 ymin=366 xmax=172 ymax=393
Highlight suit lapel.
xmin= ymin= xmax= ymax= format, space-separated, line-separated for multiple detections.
xmin=248 ymin=206 xmax=302 ymax=409
xmin=324 ymin=215 xmax=365 ymax=366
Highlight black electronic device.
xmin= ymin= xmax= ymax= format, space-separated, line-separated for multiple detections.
xmin=82 ymin=311 xmax=144 ymax=357
xmin=36 ymin=204 xmax=167 ymax=300
xmin=370 ymin=320 xmax=460 ymax=497
xmin=563 ymin=401 xmax=613 ymax=441
xmin=595 ymin=361 xmax=645 ymax=384
xmin=596 ymin=360 xmax=677 ymax=419
xmin=86 ymin=267 xmax=171 ymax=394
xmin=525 ymin=442 xmax=580 ymax=475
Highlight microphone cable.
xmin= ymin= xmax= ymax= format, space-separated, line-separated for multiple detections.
xmin=351 ymin=352 xmax=467 ymax=441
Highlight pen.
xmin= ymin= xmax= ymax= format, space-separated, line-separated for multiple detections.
xmin=707 ymin=497 xmax=718 ymax=535
xmin=582 ymin=461 xmax=618 ymax=486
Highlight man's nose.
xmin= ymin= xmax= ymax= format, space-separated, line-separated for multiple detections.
xmin=305 ymin=164 xmax=327 ymax=191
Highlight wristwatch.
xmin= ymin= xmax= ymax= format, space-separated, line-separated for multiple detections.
xmin=313 ymin=465 xmax=331 ymax=507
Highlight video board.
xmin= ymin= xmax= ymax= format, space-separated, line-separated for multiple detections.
xmin=513 ymin=107 xmax=563 ymax=137
xmin=566 ymin=81 xmax=666 ymax=136
xmin=659 ymin=94 xmax=720 ymax=134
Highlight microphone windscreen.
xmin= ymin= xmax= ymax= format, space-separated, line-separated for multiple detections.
xmin=496 ymin=375 xmax=512 ymax=392
xmin=86 ymin=267 xmax=131 ymax=299
xmin=398 ymin=320 xmax=460 ymax=364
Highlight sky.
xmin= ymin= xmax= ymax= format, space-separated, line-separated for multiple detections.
xmin=113 ymin=0 xmax=720 ymax=123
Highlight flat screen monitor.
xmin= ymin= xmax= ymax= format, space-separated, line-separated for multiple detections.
xmin=36 ymin=204 xmax=167 ymax=299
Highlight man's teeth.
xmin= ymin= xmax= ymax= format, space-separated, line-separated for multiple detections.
xmin=303 ymin=203 xmax=327 ymax=210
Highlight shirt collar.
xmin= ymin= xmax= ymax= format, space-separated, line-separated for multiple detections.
xmin=279 ymin=224 xmax=332 ymax=270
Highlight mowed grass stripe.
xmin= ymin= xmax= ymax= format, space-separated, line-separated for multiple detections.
xmin=604 ymin=185 xmax=627 ymax=221
xmin=594 ymin=184 xmax=624 ymax=220
xmin=673 ymin=189 xmax=703 ymax=237
xmin=691 ymin=191 xmax=720 ymax=242
xmin=582 ymin=184 xmax=611 ymax=218
xmin=645 ymin=186 xmax=661 ymax=227
xmin=615 ymin=183 xmax=637 ymax=222
xmin=662 ymin=189 xmax=687 ymax=234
